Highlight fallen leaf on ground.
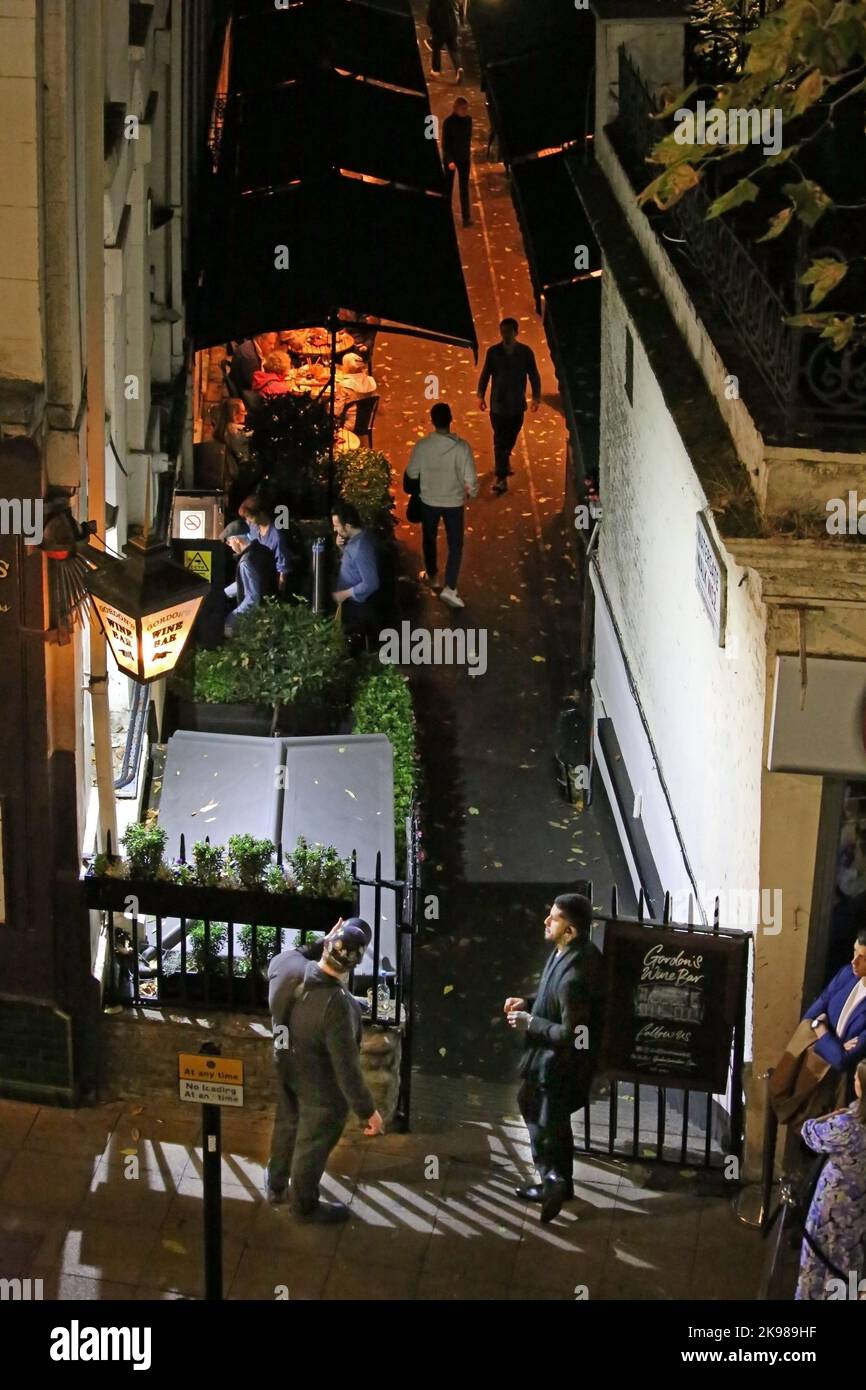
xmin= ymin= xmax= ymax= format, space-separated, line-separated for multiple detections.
xmin=531 ymin=655 xmax=546 ymax=663
xmin=443 ymin=985 xmax=454 ymax=995
xmin=162 ymin=1239 xmax=187 ymax=1255
xmin=468 ymin=807 xmax=480 ymax=815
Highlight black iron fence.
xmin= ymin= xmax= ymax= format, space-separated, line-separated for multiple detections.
xmin=86 ymin=812 xmax=422 ymax=1123
xmin=579 ymin=884 xmax=750 ymax=1172
xmin=615 ymin=46 xmax=866 ymax=434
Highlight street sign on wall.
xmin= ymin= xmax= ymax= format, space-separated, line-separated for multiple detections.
xmin=599 ymin=921 xmax=748 ymax=1093
xmin=695 ymin=511 xmax=727 ymax=647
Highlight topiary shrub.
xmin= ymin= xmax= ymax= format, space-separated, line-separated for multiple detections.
xmin=333 ymin=448 xmax=395 ymax=532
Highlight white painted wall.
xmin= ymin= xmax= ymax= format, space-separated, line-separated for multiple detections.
xmin=596 ymin=271 xmax=768 ymax=927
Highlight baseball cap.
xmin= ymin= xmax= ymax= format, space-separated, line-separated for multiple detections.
xmin=325 ymin=923 xmax=370 ymax=972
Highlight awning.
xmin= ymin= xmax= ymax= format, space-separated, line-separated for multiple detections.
xmin=485 ymin=43 xmax=594 ymax=164
xmin=230 ymin=0 xmax=426 ymax=95
xmin=543 ymin=277 xmax=602 ymax=475
xmin=218 ymin=71 xmax=444 ymax=193
xmin=511 ymin=151 xmax=600 ymax=299
xmin=194 ymin=174 xmax=477 ymax=353
xmin=470 ymin=0 xmax=590 ymax=67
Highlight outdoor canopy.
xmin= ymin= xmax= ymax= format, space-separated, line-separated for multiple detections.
xmin=193 ymin=173 xmax=477 ymax=352
xmin=485 ymin=44 xmax=595 ymax=164
xmin=469 ymin=0 xmax=592 ymax=68
xmin=229 ymin=0 xmax=426 ymax=96
xmin=218 ymin=71 xmax=445 ymax=194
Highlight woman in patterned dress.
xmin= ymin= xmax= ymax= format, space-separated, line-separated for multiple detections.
xmin=796 ymin=1059 xmax=866 ymax=1299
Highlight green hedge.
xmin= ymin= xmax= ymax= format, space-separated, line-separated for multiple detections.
xmin=175 ymin=599 xmax=352 ymax=708
xmin=352 ymin=666 xmax=417 ymax=863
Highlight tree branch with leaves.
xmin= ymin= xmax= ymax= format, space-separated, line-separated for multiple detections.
xmin=639 ymin=0 xmax=866 ymax=349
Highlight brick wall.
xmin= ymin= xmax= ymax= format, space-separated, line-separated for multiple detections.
xmin=99 ymin=1007 xmax=401 ymax=1129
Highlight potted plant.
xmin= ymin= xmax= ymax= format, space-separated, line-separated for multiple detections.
xmin=193 ymin=840 xmax=226 ymax=887
xmin=227 ymin=834 xmax=274 ymax=889
xmin=121 ymin=823 xmax=168 ymax=881
xmin=289 ymin=836 xmax=353 ymax=898
xmin=169 ymin=599 xmax=354 ymax=737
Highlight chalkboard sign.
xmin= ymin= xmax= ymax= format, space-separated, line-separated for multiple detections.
xmin=599 ymin=921 xmax=748 ymax=1094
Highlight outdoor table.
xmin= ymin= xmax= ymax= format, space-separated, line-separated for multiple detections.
xmin=280 ymin=328 xmax=356 ymax=358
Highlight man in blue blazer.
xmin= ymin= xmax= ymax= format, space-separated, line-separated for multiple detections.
xmin=804 ymin=928 xmax=866 ymax=1082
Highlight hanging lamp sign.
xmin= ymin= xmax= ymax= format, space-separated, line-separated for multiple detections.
xmin=86 ymin=535 xmax=208 ymax=684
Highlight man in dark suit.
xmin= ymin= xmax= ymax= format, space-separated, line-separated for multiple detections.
xmin=505 ymin=893 xmax=605 ymax=1222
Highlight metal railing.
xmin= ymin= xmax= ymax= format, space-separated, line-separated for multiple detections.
xmin=615 ymin=46 xmax=866 ymax=433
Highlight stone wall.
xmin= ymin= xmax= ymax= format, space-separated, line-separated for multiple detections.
xmin=99 ymin=1007 xmax=402 ymax=1127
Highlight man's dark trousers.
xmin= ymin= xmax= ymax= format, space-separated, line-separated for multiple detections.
xmin=290 ymin=1093 xmax=349 ymax=1213
xmin=446 ymin=161 xmax=471 ymax=221
xmin=267 ymin=1050 xmax=300 ymax=1191
xmin=421 ymin=501 xmax=464 ymax=590
xmin=491 ymin=411 xmax=525 ymax=479
xmin=517 ymin=1080 xmax=576 ymax=1186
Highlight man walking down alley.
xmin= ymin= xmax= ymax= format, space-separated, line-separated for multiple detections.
xmin=406 ymin=401 xmax=478 ymax=609
xmin=442 ymin=96 xmax=473 ymax=227
xmin=505 ymin=894 xmax=605 ymax=1223
xmin=477 ymin=317 xmax=541 ymax=494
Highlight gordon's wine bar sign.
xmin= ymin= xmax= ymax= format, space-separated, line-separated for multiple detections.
xmin=600 ymin=921 xmax=747 ymax=1093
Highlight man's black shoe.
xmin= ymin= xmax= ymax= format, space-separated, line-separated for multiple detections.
xmin=292 ymin=1200 xmax=350 ymax=1225
xmin=540 ymin=1175 xmax=567 ymax=1224
xmin=505 ymin=467 xmax=515 ymax=476
xmin=515 ymin=1181 xmax=574 ymax=1204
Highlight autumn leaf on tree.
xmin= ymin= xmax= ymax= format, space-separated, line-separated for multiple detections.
xmin=756 ymin=206 xmax=794 ymax=241
xmin=782 ymin=179 xmax=833 ymax=228
xmin=707 ymin=177 xmax=760 ymax=219
xmin=798 ymin=256 xmax=848 ymax=307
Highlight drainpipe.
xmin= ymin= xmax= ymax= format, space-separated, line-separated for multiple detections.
xmin=84 ymin=0 xmax=117 ymax=852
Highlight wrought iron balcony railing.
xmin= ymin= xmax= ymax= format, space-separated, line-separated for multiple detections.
xmin=614 ymin=46 xmax=866 ymax=435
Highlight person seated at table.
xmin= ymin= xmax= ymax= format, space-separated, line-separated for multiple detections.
xmin=252 ymin=350 xmax=293 ymax=399
xmin=222 ymin=398 xmax=253 ymax=467
xmin=229 ymin=333 xmax=279 ymax=395
xmin=222 ymin=521 xmax=278 ymax=635
xmin=238 ymin=495 xmax=296 ymax=594
xmin=332 ymin=500 xmax=382 ymax=656
xmin=337 ymin=352 xmax=377 ymax=399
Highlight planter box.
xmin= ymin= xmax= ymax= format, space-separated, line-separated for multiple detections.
xmin=170 ymin=696 xmax=347 ymax=739
xmin=172 ymin=699 xmax=275 ymax=738
xmin=85 ymin=874 xmax=354 ymax=933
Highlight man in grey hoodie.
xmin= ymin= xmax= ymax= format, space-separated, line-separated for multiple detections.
xmin=281 ymin=923 xmax=384 ymax=1223
xmin=405 ymin=401 xmax=478 ymax=609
